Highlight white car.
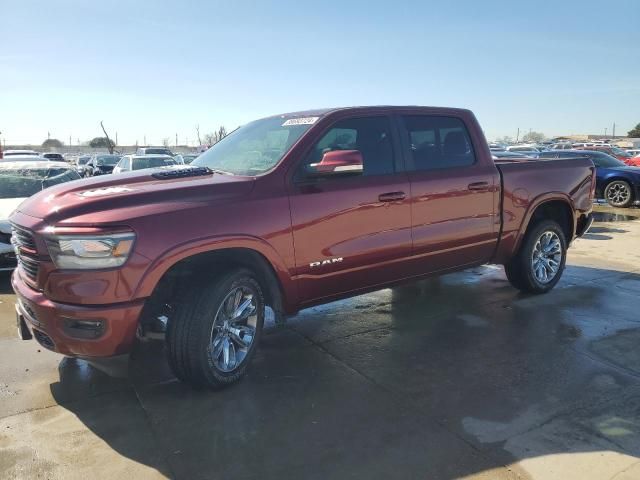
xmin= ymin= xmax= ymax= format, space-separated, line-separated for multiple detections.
xmin=0 ymin=161 xmax=81 ymax=271
xmin=113 ymin=154 xmax=177 ymax=174
xmin=2 ymin=149 xmax=40 ymax=157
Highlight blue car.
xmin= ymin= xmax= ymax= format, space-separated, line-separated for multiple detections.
xmin=540 ymin=150 xmax=640 ymax=208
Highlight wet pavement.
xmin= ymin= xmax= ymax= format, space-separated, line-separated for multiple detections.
xmin=2 ymin=204 xmax=640 ymax=479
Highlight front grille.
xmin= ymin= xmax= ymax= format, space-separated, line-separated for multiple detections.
xmin=11 ymin=225 xmax=37 ymax=251
xmin=10 ymin=224 xmax=39 ymax=281
xmin=33 ymin=330 xmax=55 ymax=350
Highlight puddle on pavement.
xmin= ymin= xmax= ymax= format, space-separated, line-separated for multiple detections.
xmin=592 ymin=211 xmax=639 ymax=223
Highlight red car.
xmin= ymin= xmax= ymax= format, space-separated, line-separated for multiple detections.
xmin=10 ymin=106 xmax=595 ymax=389
xmin=583 ymin=145 xmax=640 ymax=166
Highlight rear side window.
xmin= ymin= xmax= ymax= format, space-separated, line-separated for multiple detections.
xmin=401 ymin=116 xmax=475 ymax=171
xmin=302 ymin=116 xmax=395 ymax=176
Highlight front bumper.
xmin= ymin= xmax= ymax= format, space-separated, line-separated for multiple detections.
xmin=12 ymin=269 xmax=145 ymax=357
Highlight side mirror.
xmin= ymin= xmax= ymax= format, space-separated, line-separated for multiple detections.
xmin=308 ymin=150 xmax=364 ymax=176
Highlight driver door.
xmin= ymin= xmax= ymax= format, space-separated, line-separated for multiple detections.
xmin=288 ymin=115 xmax=412 ymax=305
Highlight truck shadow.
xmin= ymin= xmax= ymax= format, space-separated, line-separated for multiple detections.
xmin=49 ymin=265 xmax=640 ymax=479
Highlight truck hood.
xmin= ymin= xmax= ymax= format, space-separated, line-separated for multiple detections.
xmin=15 ymin=166 xmax=255 ymax=226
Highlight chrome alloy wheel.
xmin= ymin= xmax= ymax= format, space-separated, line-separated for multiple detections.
xmin=531 ymin=231 xmax=562 ymax=284
xmin=208 ymin=286 xmax=258 ymax=373
xmin=606 ymin=181 xmax=631 ymax=207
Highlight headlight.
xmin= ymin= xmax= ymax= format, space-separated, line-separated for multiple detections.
xmin=45 ymin=232 xmax=135 ymax=269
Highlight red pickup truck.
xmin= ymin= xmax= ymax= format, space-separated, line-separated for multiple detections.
xmin=10 ymin=106 xmax=595 ymax=388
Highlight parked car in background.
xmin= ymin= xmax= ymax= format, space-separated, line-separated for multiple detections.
xmin=626 ymin=149 xmax=640 ymax=157
xmin=113 ymin=154 xmax=176 ymax=174
xmin=550 ymin=143 xmax=574 ymax=150
xmin=582 ymin=144 xmax=636 ymax=164
xmin=505 ymin=145 xmax=541 ymax=157
xmin=42 ymin=153 xmax=64 ymax=162
xmin=491 ymin=151 xmax=533 ymax=160
xmin=10 ymin=105 xmax=595 ymax=389
xmin=75 ymin=155 xmax=92 ymax=176
xmin=0 ymin=161 xmax=81 ymax=271
xmin=540 ymin=149 xmax=640 ymax=208
xmin=136 ymin=146 xmax=174 ymax=156
xmin=84 ymin=154 xmax=121 ymax=177
xmin=1 ymin=155 xmax=46 ymax=162
xmin=181 ymin=153 xmax=200 ymax=164
xmin=2 ymin=150 xmax=40 ymax=157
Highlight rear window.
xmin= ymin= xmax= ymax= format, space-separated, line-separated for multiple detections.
xmin=96 ymin=155 xmax=120 ymax=166
xmin=132 ymin=157 xmax=176 ymax=170
xmin=143 ymin=148 xmax=171 ymax=155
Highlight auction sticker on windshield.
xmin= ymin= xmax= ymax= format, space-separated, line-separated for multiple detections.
xmin=282 ymin=117 xmax=319 ymax=126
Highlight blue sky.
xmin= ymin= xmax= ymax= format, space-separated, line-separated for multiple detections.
xmin=1 ymin=0 xmax=639 ymax=145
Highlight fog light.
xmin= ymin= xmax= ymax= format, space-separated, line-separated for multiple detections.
xmin=62 ymin=318 xmax=105 ymax=339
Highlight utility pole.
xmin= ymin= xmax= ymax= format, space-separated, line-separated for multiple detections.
xmin=176 ymin=133 xmax=178 ymax=147
xmin=115 ymin=132 xmax=118 ymax=146
xmin=612 ymin=123 xmax=616 ymax=138
xmin=47 ymin=131 xmax=50 ymax=140
xmin=144 ymin=135 xmax=146 ymax=145
xmin=605 ymin=128 xmax=607 ymax=137
xmin=516 ymin=128 xmax=520 ymax=143
xmin=69 ymin=135 xmax=72 ymax=147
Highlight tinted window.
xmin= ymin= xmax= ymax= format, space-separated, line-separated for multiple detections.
xmin=96 ymin=155 xmax=120 ymax=166
xmin=402 ymin=116 xmax=475 ymax=170
xmin=302 ymin=116 xmax=394 ymax=176
xmin=144 ymin=148 xmax=172 ymax=155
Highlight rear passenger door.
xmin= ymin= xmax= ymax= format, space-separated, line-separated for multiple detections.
xmin=398 ymin=115 xmax=499 ymax=272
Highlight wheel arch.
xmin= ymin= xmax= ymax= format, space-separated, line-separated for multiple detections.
xmin=136 ymin=238 xmax=297 ymax=324
xmin=515 ymin=194 xmax=575 ymax=253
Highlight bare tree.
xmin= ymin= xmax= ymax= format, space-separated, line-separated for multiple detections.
xmin=162 ymin=137 xmax=170 ymax=147
xmin=100 ymin=121 xmax=115 ymax=154
xmin=521 ymin=131 xmax=545 ymax=143
xmin=215 ymin=126 xmax=228 ymax=143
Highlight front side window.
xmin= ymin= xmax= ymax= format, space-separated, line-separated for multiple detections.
xmin=300 ymin=116 xmax=395 ymax=177
xmin=402 ymin=116 xmax=475 ymax=171
xmin=193 ymin=116 xmax=315 ymax=176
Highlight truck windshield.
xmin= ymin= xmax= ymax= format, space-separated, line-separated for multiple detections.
xmin=193 ymin=116 xmax=315 ymax=175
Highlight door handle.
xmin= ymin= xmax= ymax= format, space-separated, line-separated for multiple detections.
xmin=468 ymin=182 xmax=490 ymax=191
xmin=378 ymin=191 xmax=406 ymax=202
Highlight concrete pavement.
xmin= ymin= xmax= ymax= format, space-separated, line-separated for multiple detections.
xmin=1 ymin=205 xmax=640 ymax=479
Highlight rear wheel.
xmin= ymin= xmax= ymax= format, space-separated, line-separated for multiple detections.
xmin=505 ymin=219 xmax=567 ymax=294
xmin=604 ymin=180 xmax=633 ymax=208
xmin=166 ymin=268 xmax=265 ymax=389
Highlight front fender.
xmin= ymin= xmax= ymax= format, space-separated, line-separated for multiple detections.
xmin=133 ymin=234 xmax=298 ymax=308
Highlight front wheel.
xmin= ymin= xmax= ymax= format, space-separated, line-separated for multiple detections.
xmin=505 ymin=219 xmax=567 ymax=294
xmin=166 ymin=268 xmax=265 ymax=389
xmin=604 ymin=180 xmax=633 ymax=208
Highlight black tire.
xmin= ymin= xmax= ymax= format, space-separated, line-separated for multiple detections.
xmin=166 ymin=268 xmax=265 ymax=389
xmin=505 ymin=219 xmax=567 ymax=294
xmin=604 ymin=180 xmax=634 ymax=208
